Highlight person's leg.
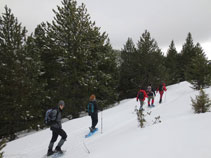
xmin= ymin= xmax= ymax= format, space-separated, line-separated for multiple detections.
xmin=151 ymin=96 xmax=154 ymax=106
xmin=139 ymin=100 xmax=144 ymax=110
xmin=92 ymin=113 xmax=98 ymax=129
xmin=48 ymin=129 xmax=58 ymax=155
xmin=148 ymin=97 xmax=151 ymax=106
xmin=148 ymin=96 xmax=152 ymax=106
xmin=55 ymin=128 xmax=67 ymax=152
xmin=91 ymin=115 xmax=95 ymax=129
xmin=159 ymin=91 xmax=163 ymax=103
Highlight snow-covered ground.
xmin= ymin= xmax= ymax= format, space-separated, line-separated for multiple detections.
xmin=3 ymin=81 xmax=211 ymax=158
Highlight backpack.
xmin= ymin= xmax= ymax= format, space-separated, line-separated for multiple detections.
xmin=44 ymin=109 xmax=57 ymax=125
xmin=159 ymin=84 xmax=163 ymax=91
xmin=87 ymin=102 xmax=94 ymax=115
xmin=138 ymin=91 xmax=144 ymax=100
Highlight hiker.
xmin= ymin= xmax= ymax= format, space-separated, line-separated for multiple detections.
xmin=136 ymin=87 xmax=148 ymax=110
xmin=156 ymin=82 xmax=167 ymax=103
xmin=47 ymin=100 xmax=67 ymax=156
xmin=87 ymin=94 xmax=98 ymax=132
xmin=146 ymin=84 xmax=156 ymax=107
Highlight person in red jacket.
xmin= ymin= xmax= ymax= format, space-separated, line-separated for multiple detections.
xmin=156 ymin=82 xmax=167 ymax=103
xmin=136 ymin=87 xmax=148 ymax=110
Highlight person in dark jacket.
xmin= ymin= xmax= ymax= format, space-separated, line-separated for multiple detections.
xmin=146 ymin=84 xmax=156 ymax=107
xmin=136 ymin=87 xmax=148 ymax=110
xmin=47 ymin=100 xmax=67 ymax=156
xmin=156 ymin=82 xmax=167 ymax=103
xmin=88 ymin=94 xmax=98 ymax=132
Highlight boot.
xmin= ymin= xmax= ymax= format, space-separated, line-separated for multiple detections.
xmin=55 ymin=138 xmax=65 ymax=153
xmin=47 ymin=149 xmax=54 ymax=156
xmin=47 ymin=142 xmax=54 ymax=156
xmin=55 ymin=146 xmax=63 ymax=154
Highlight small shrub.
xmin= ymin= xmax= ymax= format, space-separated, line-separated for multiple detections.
xmin=191 ymin=89 xmax=211 ymax=113
xmin=136 ymin=109 xmax=146 ymax=128
xmin=152 ymin=116 xmax=161 ymax=124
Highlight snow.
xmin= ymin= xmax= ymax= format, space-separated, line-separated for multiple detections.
xmin=3 ymin=81 xmax=211 ymax=158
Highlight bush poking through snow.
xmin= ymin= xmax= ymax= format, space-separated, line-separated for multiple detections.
xmin=136 ymin=109 xmax=146 ymax=128
xmin=191 ymin=89 xmax=211 ymax=113
xmin=153 ymin=116 xmax=162 ymax=124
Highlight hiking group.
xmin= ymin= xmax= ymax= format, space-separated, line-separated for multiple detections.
xmin=136 ymin=82 xmax=167 ymax=110
xmin=45 ymin=82 xmax=166 ymax=156
xmin=46 ymin=94 xmax=99 ymax=156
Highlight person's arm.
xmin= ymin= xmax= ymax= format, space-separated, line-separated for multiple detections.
xmin=136 ymin=92 xmax=140 ymax=101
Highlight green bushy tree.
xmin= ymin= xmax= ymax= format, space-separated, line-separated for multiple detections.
xmin=165 ymin=40 xmax=180 ymax=85
xmin=34 ymin=0 xmax=118 ymax=117
xmin=178 ymin=32 xmax=196 ymax=81
xmin=119 ymin=38 xmax=137 ymax=99
xmin=0 ymin=6 xmax=41 ymax=139
xmin=136 ymin=30 xmax=165 ymax=88
xmin=191 ymin=89 xmax=211 ymax=113
xmin=185 ymin=43 xmax=211 ymax=89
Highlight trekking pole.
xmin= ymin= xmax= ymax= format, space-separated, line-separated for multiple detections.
xmin=83 ymin=139 xmax=90 ymax=154
xmin=164 ymin=91 xmax=167 ymax=103
xmin=101 ymin=110 xmax=103 ymax=134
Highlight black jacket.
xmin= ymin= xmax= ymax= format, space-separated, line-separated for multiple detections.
xmin=50 ymin=108 xmax=62 ymax=129
xmin=146 ymin=88 xmax=156 ymax=97
xmin=88 ymin=100 xmax=98 ymax=115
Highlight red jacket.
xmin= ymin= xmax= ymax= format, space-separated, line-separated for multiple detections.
xmin=136 ymin=90 xmax=148 ymax=101
xmin=156 ymin=83 xmax=167 ymax=92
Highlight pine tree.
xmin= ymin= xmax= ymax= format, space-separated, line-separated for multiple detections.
xmin=165 ymin=40 xmax=179 ymax=84
xmin=185 ymin=43 xmax=211 ymax=89
xmin=136 ymin=30 xmax=165 ymax=88
xmin=35 ymin=0 xmax=118 ymax=116
xmin=0 ymin=6 xmax=42 ymax=138
xmin=23 ymin=34 xmax=46 ymax=130
xmin=0 ymin=6 xmax=28 ymax=139
xmin=179 ymin=32 xmax=196 ymax=81
xmin=32 ymin=23 xmax=63 ymax=113
xmin=191 ymin=89 xmax=211 ymax=113
xmin=119 ymin=38 xmax=137 ymax=99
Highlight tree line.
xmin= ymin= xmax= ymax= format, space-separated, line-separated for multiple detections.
xmin=0 ymin=0 xmax=211 ymax=140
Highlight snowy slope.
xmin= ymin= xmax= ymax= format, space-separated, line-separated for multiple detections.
xmin=4 ymin=81 xmax=211 ymax=158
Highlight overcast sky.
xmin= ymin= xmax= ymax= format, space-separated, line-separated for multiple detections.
xmin=0 ymin=0 xmax=211 ymax=59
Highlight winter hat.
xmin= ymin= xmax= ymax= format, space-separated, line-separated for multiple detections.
xmin=58 ymin=100 xmax=65 ymax=106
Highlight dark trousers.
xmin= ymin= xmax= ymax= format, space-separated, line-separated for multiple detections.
xmin=91 ymin=113 xmax=98 ymax=129
xmin=48 ymin=127 xmax=67 ymax=151
xmin=50 ymin=127 xmax=67 ymax=143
